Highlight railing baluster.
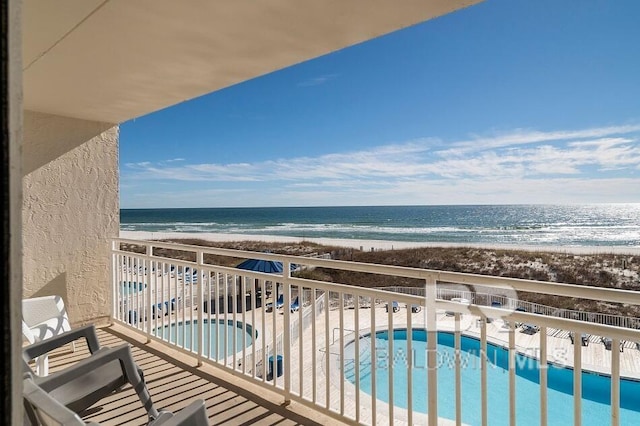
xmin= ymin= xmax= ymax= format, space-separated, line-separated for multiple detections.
xmin=324 ymin=290 xmax=330 ymax=409
xmin=481 ymin=317 xmax=488 ymax=426
xmin=111 ymin=246 xmax=117 ymax=322
xmin=407 ymin=301 xmax=413 ymax=426
xmin=455 ymin=312 xmax=462 ymax=426
xmin=298 ymin=285 xmax=304 ymax=398
xmin=509 ymin=321 xmax=516 ymax=426
xmin=272 ymin=280 xmax=278 ymax=387
xmin=156 ymin=261 xmax=162 ymax=337
xmin=612 ymin=337 xmax=620 ymax=426
xmin=167 ymin=262 xmax=171 ymax=337
xmin=250 ymin=276 xmax=256 ymax=377
xmin=387 ymin=298 xmax=394 ymax=424
xmin=540 ymin=325 xmax=548 ymax=426
xmin=354 ymin=295 xmax=360 ymax=423
xmin=261 ymin=278 xmax=267 ymax=383
xmin=197 ymin=261 xmax=204 ymax=364
xmin=339 ymin=292 xmax=345 ymax=416
xmin=180 ymin=265 xmax=186 ymax=349
xmin=574 ymin=331 xmax=582 ymax=426
xmin=146 ymin=258 xmax=152 ymax=339
xmin=283 ymin=261 xmax=291 ymax=403
xmin=119 ymin=253 xmax=124 ymax=323
xmin=371 ymin=296 xmax=377 ymax=425
xmin=232 ymin=273 xmax=238 ymax=370
xmin=426 ymin=276 xmax=438 ymax=425
xmin=223 ymin=272 xmax=228 ymax=364
xmin=125 ymin=255 xmax=131 ymax=325
xmin=214 ymin=270 xmax=220 ymax=362
xmin=241 ymin=275 xmax=246 ymax=374
xmin=312 ymin=287 xmax=317 ymax=404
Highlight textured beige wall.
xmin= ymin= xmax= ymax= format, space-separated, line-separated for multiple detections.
xmin=22 ymin=110 xmax=119 ymax=326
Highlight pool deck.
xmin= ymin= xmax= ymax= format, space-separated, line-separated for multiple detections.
xmin=279 ymin=301 xmax=640 ymax=426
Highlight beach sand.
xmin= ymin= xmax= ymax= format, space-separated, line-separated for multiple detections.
xmin=120 ymin=230 xmax=640 ymax=255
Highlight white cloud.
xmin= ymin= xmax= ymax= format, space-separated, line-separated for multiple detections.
xmin=121 ymin=124 xmax=640 ymax=206
xmin=443 ymin=124 xmax=640 ymax=155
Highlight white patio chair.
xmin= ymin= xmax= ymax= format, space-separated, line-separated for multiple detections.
xmin=22 ymin=325 xmax=209 ymax=425
xmin=22 ymin=295 xmax=75 ymax=376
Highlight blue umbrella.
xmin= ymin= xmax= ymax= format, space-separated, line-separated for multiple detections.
xmin=235 ymin=258 xmax=296 ymax=273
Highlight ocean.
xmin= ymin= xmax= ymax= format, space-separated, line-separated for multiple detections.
xmin=120 ymin=204 xmax=640 ymax=248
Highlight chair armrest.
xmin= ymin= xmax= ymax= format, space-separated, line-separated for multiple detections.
xmin=34 ymin=343 xmax=160 ymax=420
xmin=36 ymin=344 xmax=140 ymax=391
xmin=22 ymin=325 xmax=101 ymax=364
xmin=152 ymin=399 xmax=209 ymax=426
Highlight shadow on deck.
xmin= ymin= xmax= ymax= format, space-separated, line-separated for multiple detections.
xmin=45 ymin=324 xmax=336 ymax=426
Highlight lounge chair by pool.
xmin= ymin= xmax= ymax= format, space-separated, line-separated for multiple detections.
xmin=582 ymin=333 xmax=591 ymax=346
xmin=521 ymin=323 xmax=539 ymax=334
xmin=266 ymin=294 xmax=284 ymax=312
xmin=601 ymin=337 xmax=623 ymax=351
xmin=290 ymin=297 xmax=300 ymax=312
xmin=386 ymin=301 xmax=399 ymax=313
xmin=569 ymin=332 xmax=590 ymax=346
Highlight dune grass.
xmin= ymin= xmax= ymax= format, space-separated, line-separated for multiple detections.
xmin=121 ymin=238 xmax=640 ymax=317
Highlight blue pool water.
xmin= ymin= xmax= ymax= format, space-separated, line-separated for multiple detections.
xmin=343 ymin=329 xmax=640 ymax=426
xmin=154 ymin=319 xmax=254 ymax=360
xmin=120 ymin=281 xmax=146 ymax=294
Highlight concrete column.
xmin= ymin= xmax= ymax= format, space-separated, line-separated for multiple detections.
xmin=22 ymin=110 xmax=119 ymax=326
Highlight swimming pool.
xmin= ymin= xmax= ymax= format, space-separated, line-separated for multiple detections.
xmin=343 ymin=329 xmax=640 ymax=425
xmin=154 ymin=319 xmax=255 ymax=360
xmin=120 ymin=281 xmax=146 ymax=295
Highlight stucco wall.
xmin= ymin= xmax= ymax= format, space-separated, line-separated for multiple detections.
xmin=22 ymin=110 xmax=119 ymax=326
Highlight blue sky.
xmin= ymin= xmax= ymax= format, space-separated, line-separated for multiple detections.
xmin=120 ymin=0 xmax=640 ymax=208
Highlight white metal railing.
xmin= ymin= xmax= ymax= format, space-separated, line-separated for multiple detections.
xmin=112 ymin=238 xmax=640 ymax=426
xmin=381 ymin=286 xmax=640 ymax=329
xmin=249 ymin=288 xmax=325 ymax=378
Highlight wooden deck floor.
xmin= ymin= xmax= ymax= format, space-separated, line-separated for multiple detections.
xmin=44 ymin=324 xmax=342 ymax=426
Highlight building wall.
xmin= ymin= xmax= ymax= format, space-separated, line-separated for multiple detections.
xmin=8 ymin=0 xmax=24 ymax=423
xmin=22 ymin=110 xmax=119 ymax=326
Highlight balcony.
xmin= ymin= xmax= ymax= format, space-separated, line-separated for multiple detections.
xmin=47 ymin=317 xmax=626 ymax=426
xmin=110 ymin=238 xmax=640 ymax=425
xmin=45 ymin=324 xmax=335 ymax=425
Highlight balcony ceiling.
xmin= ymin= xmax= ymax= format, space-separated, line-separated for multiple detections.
xmin=23 ymin=0 xmax=481 ymax=124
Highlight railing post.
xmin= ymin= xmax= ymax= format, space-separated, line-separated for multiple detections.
xmin=197 ymin=250 xmax=204 ymax=366
xmin=540 ymin=326 xmax=548 ymax=426
xmin=454 ymin=312 xmax=462 ymax=426
xmin=145 ymin=256 xmax=152 ymax=343
xmin=573 ymin=332 xmax=582 ymax=426
xmin=283 ymin=260 xmax=292 ymax=406
xmin=339 ymin=292 xmax=345 ymax=416
xmin=611 ymin=337 xmax=620 ymax=426
xmin=425 ymin=275 xmax=438 ymax=425
xmin=508 ymin=321 xmax=516 ymax=426
xmin=110 ymin=240 xmax=117 ymax=326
